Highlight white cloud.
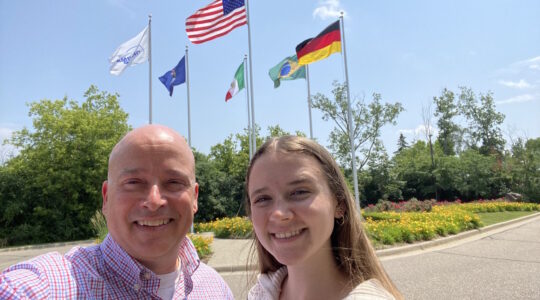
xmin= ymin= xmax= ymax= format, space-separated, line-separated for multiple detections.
xmin=107 ymin=0 xmax=136 ymax=19
xmin=0 ymin=127 xmax=15 ymax=142
xmin=398 ymin=125 xmax=438 ymax=140
xmin=498 ymin=79 xmax=532 ymax=89
xmin=496 ymin=94 xmax=536 ymax=105
xmin=313 ymin=0 xmax=347 ymax=20
xmin=515 ymin=56 xmax=540 ymax=70
xmin=530 ymin=64 xmax=540 ymax=71
xmin=495 ymin=55 xmax=540 ymax=76
xmin=0 ymin=127 xmax=19 ymax=163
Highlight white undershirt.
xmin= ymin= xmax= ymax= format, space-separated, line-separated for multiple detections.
xmin=156 ymin=260 xmax=181 ymax=300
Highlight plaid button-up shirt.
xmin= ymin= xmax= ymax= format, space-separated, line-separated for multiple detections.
xmin=0 ymin=235 xmax=234 ymax=299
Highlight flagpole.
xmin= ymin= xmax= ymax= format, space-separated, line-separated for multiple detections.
xmin=340 ymin=13 xmax=360 ymax=209
xmin=306 ymin=64 xmax=313 ymax=139
xmin=185 ymin=46 xmax=192 ymax=147
xmin=244 ymin=55 xmax=253 ymax=159
xmin=148 ymin=14 xmax=153 ymax=124
xmin=245 ymin=0 xmax=256 ymax=156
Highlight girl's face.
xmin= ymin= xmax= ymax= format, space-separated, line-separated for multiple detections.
xmin=248 ymin=151 xmax=340 ymax=267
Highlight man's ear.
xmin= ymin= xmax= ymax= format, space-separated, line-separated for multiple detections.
xmin=192 ymin=183 xmax=199 ymax=214
xmin=102 ymin=181 xmax=109 ymax=215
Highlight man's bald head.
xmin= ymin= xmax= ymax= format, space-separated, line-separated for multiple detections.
xmin=102 ymin=124 xmax=199 ymax=274
xmin=108 ymin=124 xmax=195 ymax=181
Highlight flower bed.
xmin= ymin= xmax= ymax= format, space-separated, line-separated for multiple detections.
xmin=193 ymin=200 xmax=539 ymax=246
xmin=436 ymin=199 xmax=540 ymax=213
xmin=188 ymin=233 xmax=213 ymax=259
xmin=364 ymin=208 xmax=481 ymax=245
xmin=194 ymin=217 xmax=252 ymax=238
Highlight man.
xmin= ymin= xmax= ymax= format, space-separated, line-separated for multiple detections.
xmin=0 ymin=125 xmax=234 ymax=299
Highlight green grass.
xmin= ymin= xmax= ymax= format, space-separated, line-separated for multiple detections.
xmin=477 ymin=211 xmax=537 ymax=226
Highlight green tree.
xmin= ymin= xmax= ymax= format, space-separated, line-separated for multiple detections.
xmin=393 ymin=141 xmax=437 ymax=199
xmin=459 ymin=87 xmax=505 ymax=155
xmin=395 ymin=133 xmax=408 ymax=154
xmin=361 ymin=140 xmax=404 ymax=204
xmin=195 ymin=125 xmax=304 ymax=221
xmin=507 ymin=138 xmax=540 ymax=202
xmin=312 ymin=81 xmax=403 ymax=170
xmin=433 ymin=88 xmax=460 ymax=155
xmin=0 ymin=86 xmax=130 ymax=246
xmin=455 ymin=149 xmax=507 ymax=200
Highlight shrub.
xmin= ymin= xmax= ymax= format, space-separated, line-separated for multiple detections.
xmin=90 ymin=210 xmax=108 ymax=243
xmin=195 ymin=217 xmax=252 ymax=238
xmin=188 ymin=234 xmax=213 ymax=259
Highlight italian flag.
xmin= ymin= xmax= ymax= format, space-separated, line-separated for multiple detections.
xmin=225 ymin=61 xmax=245 ymax=102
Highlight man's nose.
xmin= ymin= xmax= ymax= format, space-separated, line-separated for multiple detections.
xmin=144 ymin=184 xmax=166 ymax=211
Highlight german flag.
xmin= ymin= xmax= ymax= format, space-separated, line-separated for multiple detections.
xmin=296 ymin=20 xmax=341 ymax=65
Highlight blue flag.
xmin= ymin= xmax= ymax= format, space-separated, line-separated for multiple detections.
xmin=159 ymin=56 xmax=186 ymax=96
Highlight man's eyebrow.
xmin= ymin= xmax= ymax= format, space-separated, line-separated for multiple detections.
xmin=164 ymin=169 xmax=192 ymax=180
xmin=119 ymin=168 xmax=145 ymax=176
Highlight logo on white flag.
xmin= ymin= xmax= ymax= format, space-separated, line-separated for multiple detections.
xmin=109 ymin=26 xmax=149 ymax=76
xmin=115 ymin=45 xmax=145 ymax=65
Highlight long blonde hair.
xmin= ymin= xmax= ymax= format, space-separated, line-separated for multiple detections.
xmin=245 ymin=136 xmax=402 ymax=299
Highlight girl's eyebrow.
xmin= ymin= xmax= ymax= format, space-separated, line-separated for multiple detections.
xmin=250 ymin=186 xmax=269 ymax=197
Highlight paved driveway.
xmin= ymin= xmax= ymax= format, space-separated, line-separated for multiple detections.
xmin=382 ymin=216 xmax=540 ymax=299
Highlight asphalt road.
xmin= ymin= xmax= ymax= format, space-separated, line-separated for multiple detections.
xmin=219 ymin=216 xmax=540 ymax=299
xmin=381 ymin=216 xmax=540 ymax=300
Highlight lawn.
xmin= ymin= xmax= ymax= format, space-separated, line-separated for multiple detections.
xmin=476 ymin=210 xmax=537 ymax=226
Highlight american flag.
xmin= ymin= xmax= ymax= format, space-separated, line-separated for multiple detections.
xmin=186 ymin=0 xmax=247 ymax=44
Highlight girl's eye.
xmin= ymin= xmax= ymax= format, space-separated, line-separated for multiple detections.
xmin=291 ymin=189 xmax=310 ymax=197
xmin=253 ymin=196 xmax=271 ymax=204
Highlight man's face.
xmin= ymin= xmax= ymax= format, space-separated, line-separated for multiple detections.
xmin=102 ymin=127 xmax=198 ymax=273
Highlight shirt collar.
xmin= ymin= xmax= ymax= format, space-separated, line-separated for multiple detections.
xmin=100 ymin=234 xmax=201 ymax=282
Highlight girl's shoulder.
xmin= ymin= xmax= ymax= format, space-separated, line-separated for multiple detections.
xmin=343 ymin=278 xmax=396 ymax=300
xmin=247 ymin=267 xmax=288 ymax=300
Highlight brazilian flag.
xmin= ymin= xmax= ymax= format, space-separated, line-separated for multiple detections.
xmin=268 ymin=54 xmax=306 ymax=88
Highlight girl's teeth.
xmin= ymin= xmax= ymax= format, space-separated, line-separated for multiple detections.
xmin=275 ymin=229 xmax=301 ymax=239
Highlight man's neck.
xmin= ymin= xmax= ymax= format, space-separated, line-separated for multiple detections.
xmin=139 ymin=256 xmax=181 ymax=275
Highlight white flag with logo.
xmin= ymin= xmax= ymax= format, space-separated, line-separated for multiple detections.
xmin=109 ymin=26 xmax=149 ymax=76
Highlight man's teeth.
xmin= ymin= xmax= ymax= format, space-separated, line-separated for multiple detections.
xmin=275 ymin=229 xmax=302 ymax=239
xmin=137 ymin=219 xmax=171 ymax=227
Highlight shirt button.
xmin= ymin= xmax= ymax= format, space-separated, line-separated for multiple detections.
xmin=133 ymin=283 xmax=140 ymax=291
xmin=144 ymin=272 xmax=151 ymax=280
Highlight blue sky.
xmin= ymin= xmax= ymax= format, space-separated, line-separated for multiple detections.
xmin=1 ymin=0 xmax=539 ymax=158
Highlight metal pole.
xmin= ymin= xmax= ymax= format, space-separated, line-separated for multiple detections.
xmin=148 ymin=15 xmax=152 ymax=124
xmin=244 ymin=55 xmax=253 ymax=160
xmin=306 ymin=64 xmax=313 ymax=139
xmin=185 ymin=46 xmax=192 ymax=147
xmin=245 ymin=0 xmax=256 ymax=155
xmin=340 ymin=13 xmax=360 ymax=209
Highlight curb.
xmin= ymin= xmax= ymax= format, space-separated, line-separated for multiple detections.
xmin=213 ymin=211 xmax=540 ymax=272
xmin=0 ymin=239 xmax=96 ymax=253
xmin=213 ymin=264 xmax=258 ymax=273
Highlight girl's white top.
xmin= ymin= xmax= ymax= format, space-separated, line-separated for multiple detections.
xmin=248 ymin=267 xmax=396 ymax=300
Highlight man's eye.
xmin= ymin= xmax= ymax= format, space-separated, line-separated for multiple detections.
xmin=126 ymin=179 xmax=142 ymax=185
xmin=166 ymin=180 xmax=189 ymax=189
